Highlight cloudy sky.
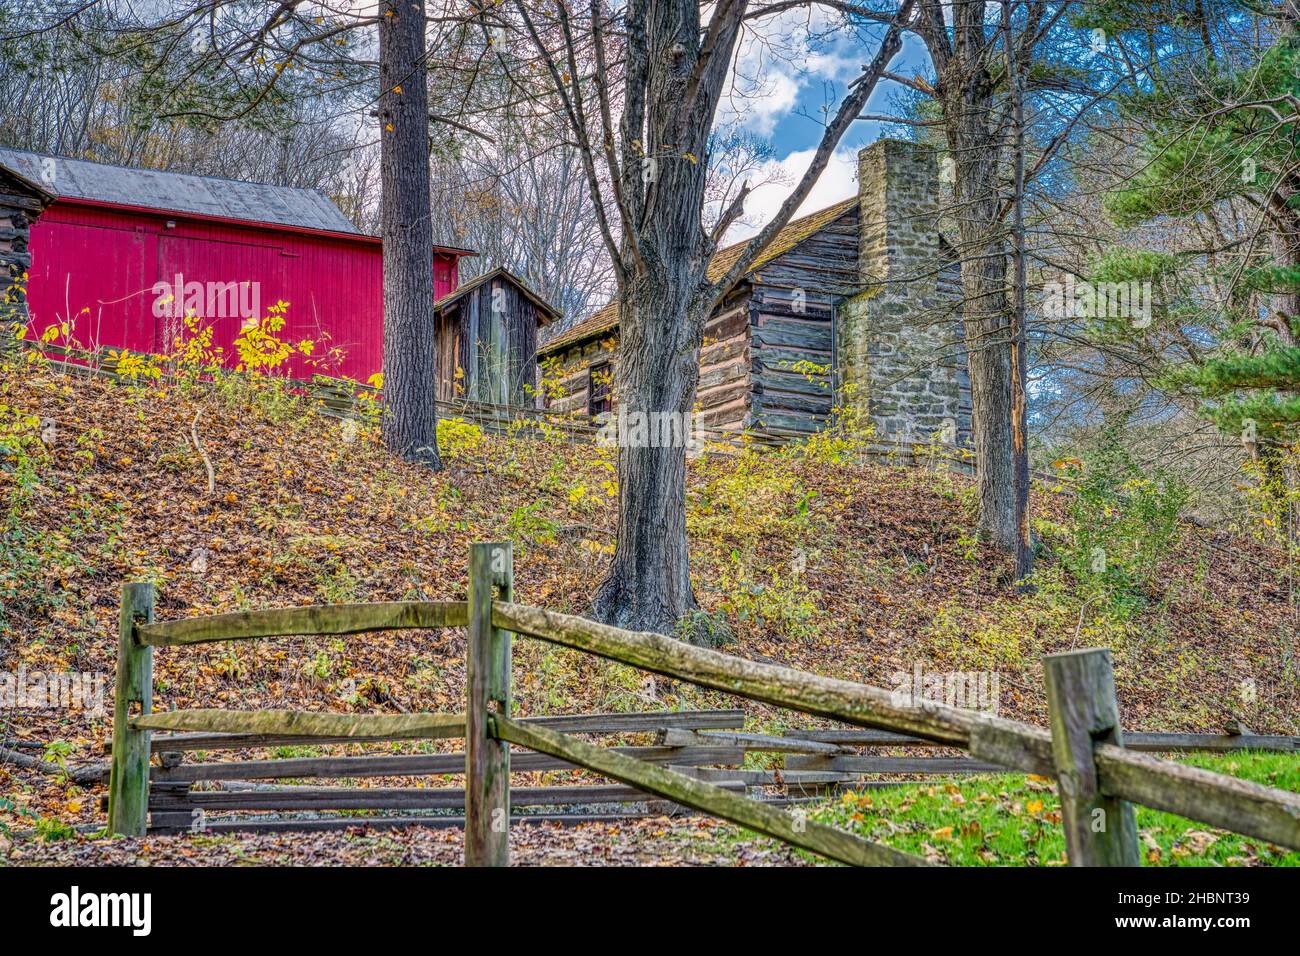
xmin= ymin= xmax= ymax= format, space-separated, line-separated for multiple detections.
xmin=719 ymin=9 xmax=932 ymax=241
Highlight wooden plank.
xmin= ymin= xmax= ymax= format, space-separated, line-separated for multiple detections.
xmin=151 ymin=783 xmax=742 ymax=812
xmin=1096 ymin=745 xmax=1300 ymax=852
xmin=107 ymin=583 xmax=155 ymax=837
xmin=1123 ymin=732 xmax=1300 ymax=753
xmin=784 ymin=755 xmax=1009 ymax=774
xmin=148 ymin=813 xmax=666 ymax=835
xmin=783 ymin=729 xmax=1300 ymax=753
xmin=1043 ymin=649 xmax=1140 ymax=866
xmin=152 ymin=746 xmax=745 ymax=783
xmin=465 ymin=541 xmax=511 ymax=866
xmin=493 ymin=715 xmax=932 ymax=867
xmin=783 ymin=729 xmax=945 ymax=746
xmin=135 ymin=600 xmax=469 ymax=647
xmin=131 ymin=709 xmax=466 ymax=740
xmin=662 ymin=729 xmax=845 ymax=755
xmin=492 ymin=600 xmax=1054 ymax=769
xmin=683 ymin=767 xmax=860 ymax=788
xmin=121 ymin=709 xmax=747 ymax=754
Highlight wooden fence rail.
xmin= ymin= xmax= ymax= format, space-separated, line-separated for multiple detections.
xmin=106 ymin=540 xmax=1300 ymax=867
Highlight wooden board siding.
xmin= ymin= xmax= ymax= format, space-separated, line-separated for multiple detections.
xmin=436 ymin=274 xmax=541 ymax=407
xmin=23 ymin=199 xmax=463 ymax=386
xmin=748 ymin=206 xmax=859 ymax=437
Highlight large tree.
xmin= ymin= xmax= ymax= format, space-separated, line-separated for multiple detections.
xmin=0 ymin=1 xmax=513 ymax=465
xmin=509 ymin=0 xmax=915 ymax=634
xmin=378 ymin=0 xmax=441 ymax=466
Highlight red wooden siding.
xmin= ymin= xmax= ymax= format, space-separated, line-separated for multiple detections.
xmin=23 ymin=200 xmax=464 ymax=385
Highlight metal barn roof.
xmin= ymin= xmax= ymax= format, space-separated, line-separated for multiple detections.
xmin=0 ymin=148 xmax=361 ymax=235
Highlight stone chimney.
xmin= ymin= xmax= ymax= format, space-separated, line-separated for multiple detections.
xmin=838 ymin=139 xmax=967 ymax=443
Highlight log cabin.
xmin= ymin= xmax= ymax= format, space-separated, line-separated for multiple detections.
xmin=538 ymin=139 xmax=972 ymax=444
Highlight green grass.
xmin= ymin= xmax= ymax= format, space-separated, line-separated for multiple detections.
xmin=804 ymin=751 xmax=1298 ymax=866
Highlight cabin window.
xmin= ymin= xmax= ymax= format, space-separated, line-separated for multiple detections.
xmin=588 ymin=361 xmax=613 ymax=417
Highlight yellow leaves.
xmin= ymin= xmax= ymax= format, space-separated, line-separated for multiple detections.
xmin=392 ymin=84 xmax=402 ymax=94
xmin=385 ymin=123 xmax=394 ymax=133
xmin=1026 ymin=799 xmax=1044 ymax=815
xmin=683 ymin=152 xmax=698 ymax=164
xmin=929 ymin=825 xmax=955 ymax=842
xmin=1141 ymin=830 xmax=1162 ymax=864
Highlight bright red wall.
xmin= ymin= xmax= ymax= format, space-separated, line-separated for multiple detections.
xmin=24 ymin=200 xmax=461 ymax=385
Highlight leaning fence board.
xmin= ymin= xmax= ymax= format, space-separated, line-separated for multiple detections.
xmin=493 ymin=601 xmax=1052 ymax=768
xmin=150 ymin=782 xmax=743 ymax=812
xmin=663 ymin=729 xmax=846 ymax=755
xmin=152 ymin=745 xmax=746 ymax=782
xmin=131 ymin=709 xmax=467 ymax=741
xmin=119 ymin=708 xmax=747 ymax=754
xmin=135 ymin=601 xmax=469 ymax=647
xmin=1095 ymin=745 xmax=1300 ymax=851
xmin=148 ymin=813 xmax=663 ymax=835
xmin=785 ymin=755 xmax=1009 ymax=774
xmin=785 ymin=728 xmax=1300 ymax=754
xmin=493 ymin=714 xmax=931 ymax=867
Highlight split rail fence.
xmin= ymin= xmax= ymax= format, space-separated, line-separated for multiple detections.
xmin=107 ymin=541 xmax=1300 ymax=866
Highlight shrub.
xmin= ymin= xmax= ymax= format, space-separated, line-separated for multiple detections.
xmin=1052 ymin=425 xmax=1190 ymax=616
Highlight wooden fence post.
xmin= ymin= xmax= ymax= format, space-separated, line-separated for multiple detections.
xmin=465 ymin=541 xmax=513 ymax=866
xmin=107 ymin=582 xmax=155 ymax=837
xmin=1043 ymin=648 xmax=1140 ymax=866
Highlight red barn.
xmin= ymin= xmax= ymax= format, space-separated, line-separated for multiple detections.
xmin=0 ymin=148 xmax=475 ymax=386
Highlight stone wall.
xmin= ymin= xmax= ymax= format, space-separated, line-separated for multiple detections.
xmin=0 ymin=168 xmax=52 ymax=336
xmin=839 ymin=139 xmax=969 ymax=444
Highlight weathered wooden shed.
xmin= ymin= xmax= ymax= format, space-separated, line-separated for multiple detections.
xmin=539 ymin=139 xmax=972 ymax=444
xmin=434 ymin=267 xmax=560 ymax=407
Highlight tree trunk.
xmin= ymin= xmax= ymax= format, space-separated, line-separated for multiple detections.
xmin=590 ymin=273 xmax=703 ymax=634
xmin=589 ymin=0 xmax=715 ymax=635
xmin=378 ymin=0 xmax=441 ymax=468
xmin=948 ymin=144 xmax=1016 ymax=549
xmin=1004 ymin=1 xmax=1033 ymax=586
xmin=935 ymin=9 xmax=1017 ymax=552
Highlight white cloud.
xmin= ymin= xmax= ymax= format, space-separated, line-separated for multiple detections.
xmin=724 ymin=145 xmax=860 ymax=243
xmin=716 ymin=5 xmax=862 ymax=138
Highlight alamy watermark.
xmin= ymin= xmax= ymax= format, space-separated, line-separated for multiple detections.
xmin=596 ymin=408 xmax=706 ymax=458
xmin=152 ymin=273 xmax=261 ymax=324
xmin=0 ymin=668 xmax=107 ymax=716
xmin=890 ymin=662 xmax=1000 ymax=715
xmin=1042 ymin=273 xmax=1152 ymax=329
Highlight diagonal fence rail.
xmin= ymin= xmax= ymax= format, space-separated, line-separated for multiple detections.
xmin=106 ymin=540 xmax=1300 ymax=866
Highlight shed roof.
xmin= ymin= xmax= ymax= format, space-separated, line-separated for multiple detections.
xmin=539 ymin=197 xmax=857 ymax=355
xmin=0 ymin=148 xmax=362 ymax=235
xmin=435 ymin=266 xmax=562 ymax=324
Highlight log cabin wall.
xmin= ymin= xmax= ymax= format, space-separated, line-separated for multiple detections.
xmin=546 ymin=331 xmax=617 ymax=418
xmin=538 ymin=139 xmax=973 ymax=445
xmin=544 ymin=286 xmax=753 ymax=432
xmin=747 ymin=206 xmax=860 ymax=437
xmin=0 ymin=168 xmax=52 ymax=334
